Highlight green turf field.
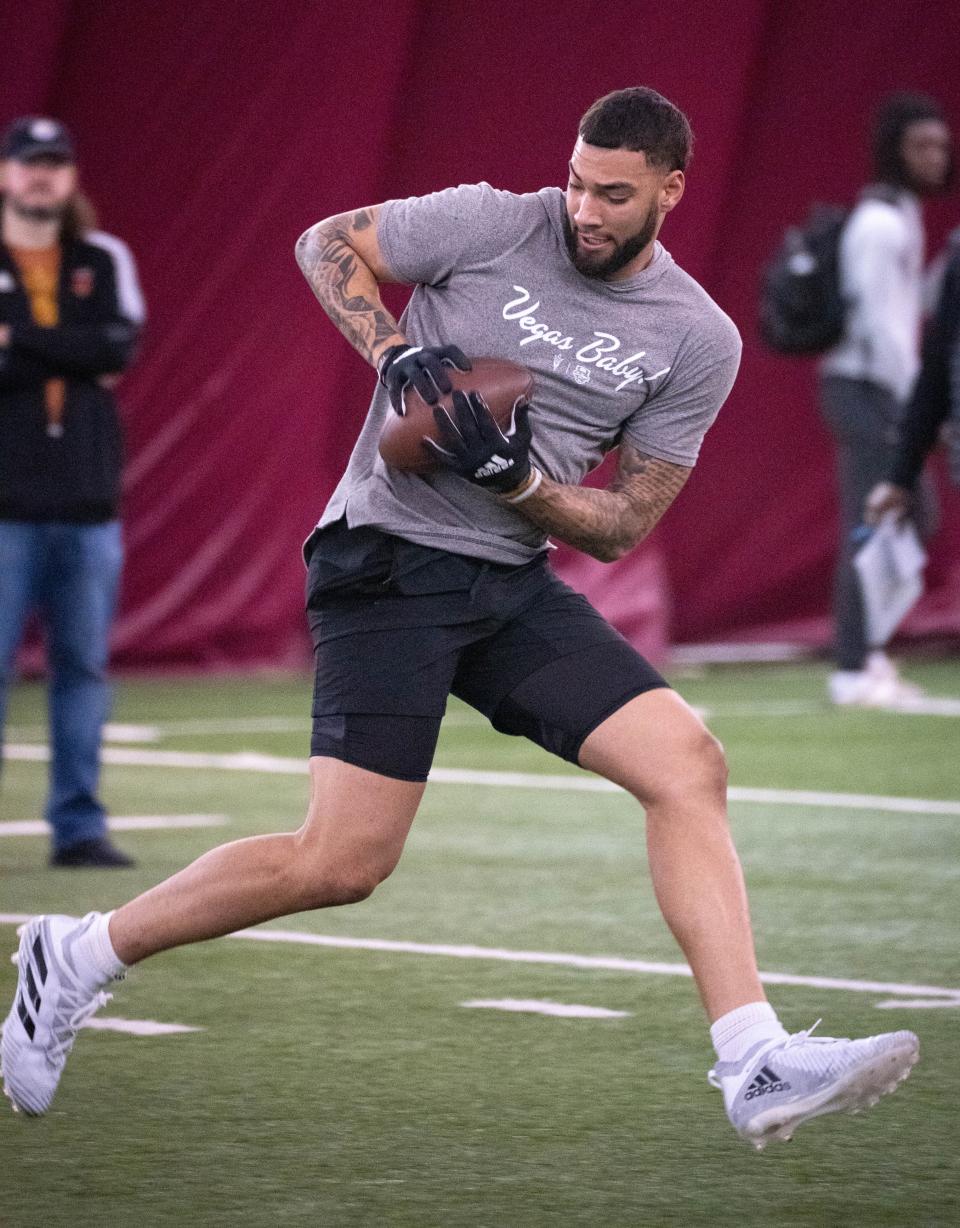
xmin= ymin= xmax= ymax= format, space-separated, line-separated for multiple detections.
xmin=1 ymin=659 xmax=959 ymax=1226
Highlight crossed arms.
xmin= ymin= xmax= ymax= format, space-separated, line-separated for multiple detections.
xmin=295 ymin=207 xmax=690 ymax=562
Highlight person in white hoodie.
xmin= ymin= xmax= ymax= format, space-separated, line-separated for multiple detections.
xmin=820 ymin=93 xmax=952 ymax=706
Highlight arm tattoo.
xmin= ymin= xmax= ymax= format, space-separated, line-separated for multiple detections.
xmin=512 ymin=442 xmax=691 ymax=561
xmin=295 ymin=209 xmax=401 ymax=366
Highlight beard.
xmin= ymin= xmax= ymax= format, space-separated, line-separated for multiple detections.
xmin=8 ymin=196 xmax=67 ymax=224
xmin=562 ymin=201 xmax=660 ymax=280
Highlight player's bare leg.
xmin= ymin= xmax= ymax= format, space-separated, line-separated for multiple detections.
xmin=110 ymin=756 xmax=425 ymax=963
xmin=2 ymin=757 xmax=424 ymax=1114
xmin=579 ymin=687 xmax=762 ymax=1020
xmin=579 ymin=687 xmax=918 ymax=1148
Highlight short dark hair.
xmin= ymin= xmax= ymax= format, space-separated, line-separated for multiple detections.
xmin=872 ymin=91 xmax=949 ymax=186
xmin=578 ymin=87 xmax=693 ymax=171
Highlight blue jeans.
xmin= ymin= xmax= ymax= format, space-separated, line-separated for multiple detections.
xmin=0 ymin=519 xmax=123 ymax=851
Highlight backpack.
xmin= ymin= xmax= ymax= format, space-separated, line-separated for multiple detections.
xmin=758 ymin=203 xmax=849 ymax=355
xmin=759 ymin=187 xmax=900 ymax=356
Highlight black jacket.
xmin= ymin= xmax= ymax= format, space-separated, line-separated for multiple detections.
xmin=890 ymin=238 xmax=960 ymax=489
xmin=0 ymin=229 xmax=144 ymax=521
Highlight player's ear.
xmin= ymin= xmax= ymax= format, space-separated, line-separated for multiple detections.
xmin=660 ymin=170 xmax=684 ymax=213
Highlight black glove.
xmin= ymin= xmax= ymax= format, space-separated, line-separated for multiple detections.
xmin=378 ymin=343 xmax=471 ymax=415
xmin=424 ymin=390 xmax=533 ymax=494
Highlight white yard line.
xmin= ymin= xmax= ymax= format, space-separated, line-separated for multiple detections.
xmin=6 ymin=693 xmax=956 ymax=750
xmin=6 ymin=744 xmax=305 ymax=773
xmin=6 ymin=743 xmax=960 ymax=817
xmin=228 ymin=928 xmax=960 ymax=1006
xmin=693 ymin=702 xmax=823 ymax=718
xmin=0 ymin=915 xmax=955 ymax=1008
xmin=870 ymin=696 xmax=960 ymax=717
xmin=462 ymin=999 xmax=630 ymax=1018
xmin=719 ymin=786 xmax=960 ymax=816
xmin=695 ymin=697 xmax=960 ymax=719
xmin=875 ymin=997 xmax=960 ymax=1010
xmin=83 ymin=1017 xmax=203 ymax=1036
xmin=120 ymin=717 xmax=306 ymax=737
xmin=5 ymin=686 xmax=957 ymax=758
xmin=0 ymin=815 xmax=228 ymax=837
xmin=102 ymin=723 xmax=163 ymax=742
xmin=8 ymin=714 xmax=482 ymax=745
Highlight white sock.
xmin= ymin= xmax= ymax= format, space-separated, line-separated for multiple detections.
xmin=73 ymin=910 xmax=127 ymax=986
xmin=710 ymin=1002 xmax=788 ymax=1064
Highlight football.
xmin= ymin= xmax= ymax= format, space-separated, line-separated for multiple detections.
xmin=378 ymin=355 xmax=535 ymax=474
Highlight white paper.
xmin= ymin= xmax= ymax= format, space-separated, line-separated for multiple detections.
xmin=853 ymin=515 xmax=927 ymax=647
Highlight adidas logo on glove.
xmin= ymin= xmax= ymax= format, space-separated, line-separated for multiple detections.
xmin=475 ymin=454 xmax=512 ymax=479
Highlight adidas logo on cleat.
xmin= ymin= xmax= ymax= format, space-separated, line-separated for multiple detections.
xmin=744 ymin=1065 xmax=792 ymax=1100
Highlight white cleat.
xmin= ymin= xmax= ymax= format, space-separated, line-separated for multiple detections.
xmin=1 ymin=914 xmax=114 ymax=1116
xmin=709 ymin=1022 xmax=919 ymax=1150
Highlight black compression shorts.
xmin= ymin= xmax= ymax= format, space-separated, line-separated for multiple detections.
xmin=304 ymin=520 xmax=668 ymax=781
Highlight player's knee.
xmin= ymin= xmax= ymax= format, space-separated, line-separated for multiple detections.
xmin=678 ymin=725 xmax=727 ymax=800
xmin=318 ymin=871 xmax=381 ymax=907
xmin=292 ymin=844 xmax=399 ymax=909
xmin=339 ymin=854 xmax=402 ymax=903
xmin=697 ymin=727 xmax=728 ymax=791
xmin=644 ymin=725 xmax=728 ymax=811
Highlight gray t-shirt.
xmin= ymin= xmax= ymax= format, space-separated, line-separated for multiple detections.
xmin=319 ymin=183 xmax=741 ymax=564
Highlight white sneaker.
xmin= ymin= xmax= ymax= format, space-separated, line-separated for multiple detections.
xmin=829 ymin=657 xmax=924 ymax=708
xmin=1 ymin=914 xmax=115 ymax=1115
xmin=829 ymin=669 xmax=883 ymax=706
xmin=867 ymin=652 xmax=924 ymax=702
xmin=708 ymin=1022 xmax=919 ymax=1150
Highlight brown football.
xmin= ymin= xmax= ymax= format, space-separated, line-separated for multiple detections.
xmin=378 ymin=355 xmax=535 ymax=474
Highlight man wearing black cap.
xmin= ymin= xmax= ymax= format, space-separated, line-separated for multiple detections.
xmin=0 ymin=116 xmax=145 ymax=867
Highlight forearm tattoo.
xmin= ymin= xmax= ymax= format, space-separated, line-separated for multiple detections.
xmin=295 ymin=209 xmax=400 ymax=366
xmin=514 ymin=443 xmax=690 ymax=561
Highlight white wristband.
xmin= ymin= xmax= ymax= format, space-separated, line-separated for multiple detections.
xmin=378 ymin=345 xmax=420 ymax=378
xmin=504 ymin=466 xmax=543 ymax=504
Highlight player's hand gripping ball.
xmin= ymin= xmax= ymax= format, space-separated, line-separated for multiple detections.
xmin=378 ymin=354 xmax=535 ymax=476
xmin=377 ymin=343 xmax=472 ymax=415
xmin=424 ymin=391 xmax=534 ymax=494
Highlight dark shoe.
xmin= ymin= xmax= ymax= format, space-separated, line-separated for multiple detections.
xmin=50 ymin=838 xmax=136 ymax=869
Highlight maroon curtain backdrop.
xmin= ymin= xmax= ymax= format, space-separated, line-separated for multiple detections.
xmin=3 ymin=0 xmax=959 ymax=668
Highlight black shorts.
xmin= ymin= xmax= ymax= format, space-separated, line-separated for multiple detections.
xmin=304 ymin=520 xmax=668 ymax=781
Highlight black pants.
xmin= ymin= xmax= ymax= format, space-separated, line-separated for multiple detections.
xmin=820 ymin=376 xmax=937 ymax=669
